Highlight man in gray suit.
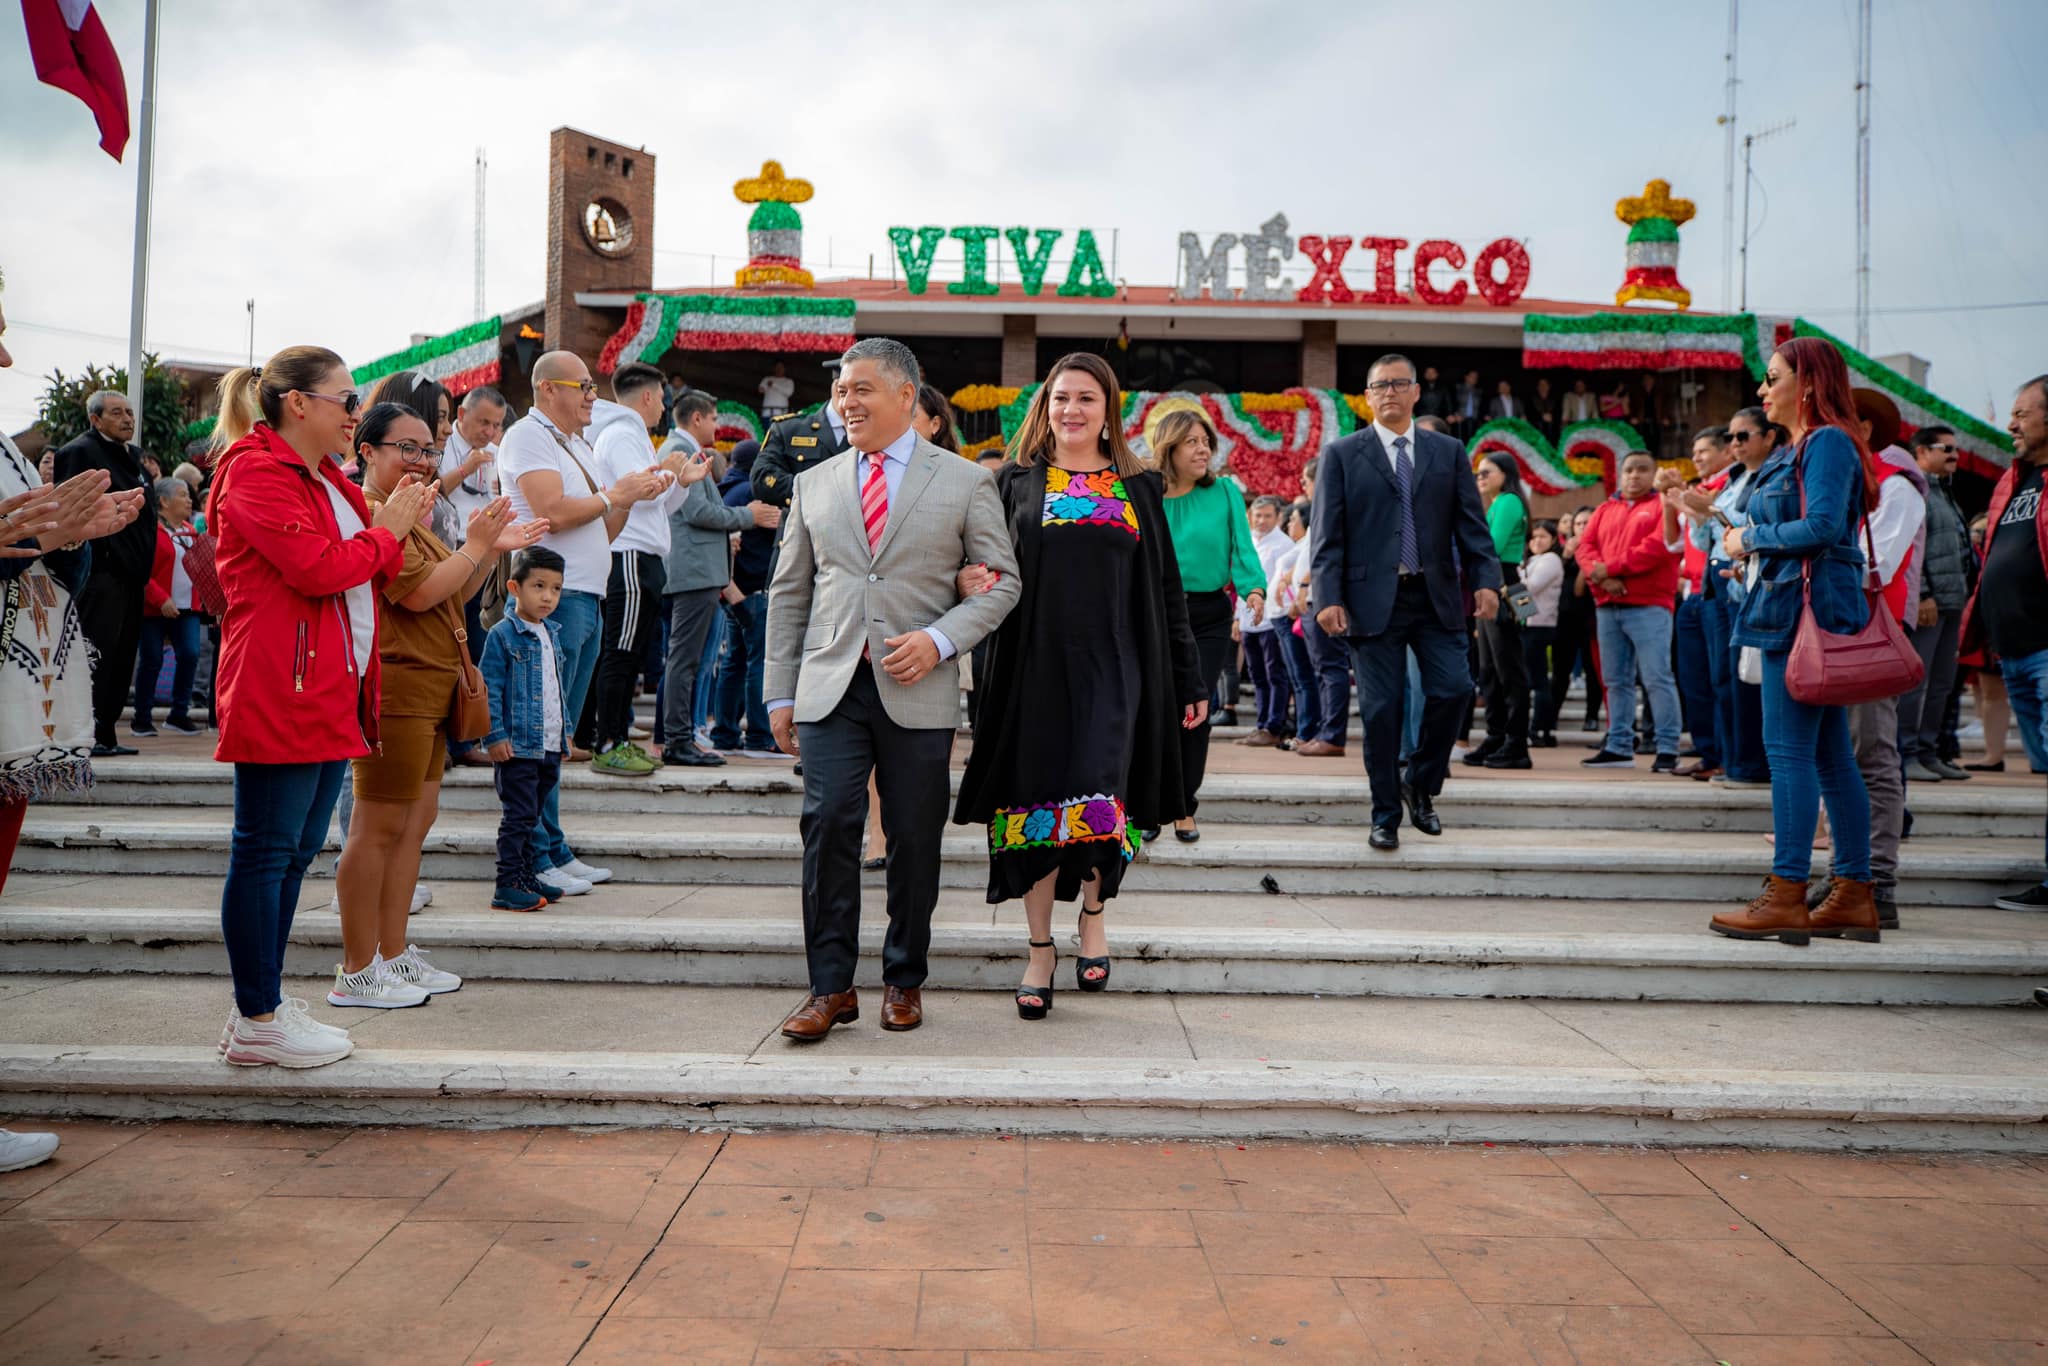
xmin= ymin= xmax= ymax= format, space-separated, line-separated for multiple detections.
xmin=765 ymin=338 xmax=1021 ymax=1040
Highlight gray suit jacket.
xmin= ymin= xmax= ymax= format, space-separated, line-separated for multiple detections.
xmin=765 ymin=435 xmax=1021 ymax=730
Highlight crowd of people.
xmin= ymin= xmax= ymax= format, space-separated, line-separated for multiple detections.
xmin=0 ymin=279 xmax=2042 ymax=1077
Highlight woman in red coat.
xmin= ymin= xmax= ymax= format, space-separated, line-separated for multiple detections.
xmin=205 ymin=346 xmax=434 ymax=1068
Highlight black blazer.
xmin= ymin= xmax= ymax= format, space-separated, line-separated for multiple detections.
xmin=1310 ymin=426 xmax=1502 ymax=637
xmin=751 ymin=408 xmax=847 ymax=509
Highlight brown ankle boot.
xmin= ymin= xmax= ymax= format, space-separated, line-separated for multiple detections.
xmin=1710 ymin=876 xmax=1814 ymax=945
xmin=1810 ymin=876 xmax=1881 ymax=942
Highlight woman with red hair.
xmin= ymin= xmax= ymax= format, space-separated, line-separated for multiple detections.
xmin=1710 ymin=337 xmax=1884 ymax=945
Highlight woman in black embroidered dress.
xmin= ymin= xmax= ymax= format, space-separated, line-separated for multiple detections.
xmin=955 ymin=354 xmax=1204 ymax=1020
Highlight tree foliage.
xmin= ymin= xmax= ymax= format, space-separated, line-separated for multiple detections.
xmin=36 ymin=355 xmax=189 ymax=461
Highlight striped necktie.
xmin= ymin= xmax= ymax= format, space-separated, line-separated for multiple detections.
xmin=860 ymin=452 xmax=889 ymax=553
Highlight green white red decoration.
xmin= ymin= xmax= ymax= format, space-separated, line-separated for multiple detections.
xmin=998 ymin=386 xmax=1358 ymax=495
xmin=597 ymin=293 xmax=856 ymax=373
xmin=715 ymin=400 xmax=763 ymax=450
xmin=733 ymin=162 xmax=814 ymax=289
xmin=1523 ymin=312 xmax=1762 ymax=374
xmin=1614 ymin=180 xmax=1695 ymax=308
xmin=352 ymin=316 xmax=501 ymax=396
xmin=1468 ymin=418 xmax=1651 ymax=495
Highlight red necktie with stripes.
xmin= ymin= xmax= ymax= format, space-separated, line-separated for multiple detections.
xmin=860 ymin=452 xmax=889 ymax=553
xmin=859 ymin=453 xmax=888 ymax=661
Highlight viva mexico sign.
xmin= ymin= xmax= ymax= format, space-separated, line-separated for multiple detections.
xmin=886 ymin=212 xmax=1532 ymax=307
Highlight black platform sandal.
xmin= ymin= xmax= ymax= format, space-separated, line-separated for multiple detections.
xmin=1017 ymin=940 xmax=1056 ymax=1020
xmin=1075 ymin=906 xmax=1111 ymax=992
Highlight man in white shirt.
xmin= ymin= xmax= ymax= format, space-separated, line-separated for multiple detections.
xmin=1235 ymin=495 xmax=1295 ymax=747
xmin=497 ymin=350 xmax=671 ymax=887
xmin=582 ymin=362 xmax=712 ymax=773
xmin=437 ymin=386 xmax=509 ymax=765
xmin=759 ymin=361 xmax=796 ymax=419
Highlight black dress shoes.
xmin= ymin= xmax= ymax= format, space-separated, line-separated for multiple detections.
xmin=1368 ymin=823 xmax=1400 ymax=851
xmin=1402 ymin=783 xmax=1442 ymax=836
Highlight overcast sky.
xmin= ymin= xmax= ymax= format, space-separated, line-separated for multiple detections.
xmin=4 ymin=0 xmax=2044 ymax=435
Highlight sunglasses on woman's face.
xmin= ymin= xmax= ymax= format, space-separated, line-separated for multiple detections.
xmin=301 ymin=389 xmax=363 ymax=417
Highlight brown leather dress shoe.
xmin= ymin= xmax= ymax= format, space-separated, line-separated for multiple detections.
xmin=1809 ymin=876 xmax=1881 ymax=942
xmin=880 ymin=985 xmax=923 ymax=1031
xmin=781 ymin=989 xmax=859 ymax=1041
xmin=1236 ymin=729 xmax=1282 ymax=748
xmin=1709 ymin=876 xmax=1813 ymax=945
xmin=1294 ymin=739 xmax=1346 ymax=757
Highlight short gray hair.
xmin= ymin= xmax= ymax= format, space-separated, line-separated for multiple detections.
xmin=1251 ymin=494 xmax=1286 ymax=515
xmin=461 ymin=385 xmax=507 ymax=412
xmin=86 ymin=389 xmax=125 ymax=418
xmin=839 ymin=337 xmax=921 ymax=391
xmin=153 ymin=476 xmax=189 ymax=503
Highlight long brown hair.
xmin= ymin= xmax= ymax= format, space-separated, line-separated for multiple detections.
xmin=915 ymin=383 xmax=961 ymax=454
xmin=1152 ymin=407 xmax=1219 ymax=491
xmin=1005 ymin=352 xmax=1144 ymax=477
xmin=1776 ymin=336 xmax=1880 ymax=512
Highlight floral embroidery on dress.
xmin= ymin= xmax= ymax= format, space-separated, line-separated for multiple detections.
xmin=1042 ymin=467 xmax=1140 ymax=537
xmin=990 ymin=792 xmax=1142 ymax=862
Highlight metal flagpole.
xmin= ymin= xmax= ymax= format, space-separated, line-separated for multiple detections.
xmin=125 ymin=0 xmax=161 ymax=433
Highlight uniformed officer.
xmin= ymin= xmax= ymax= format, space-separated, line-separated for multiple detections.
xmin=750 ymin=396 xmax=848 ymax=509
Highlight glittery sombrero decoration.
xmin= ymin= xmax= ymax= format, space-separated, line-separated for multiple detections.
xmin=733 ymin=160 xmax=814 ymax=289
xmin=1614 ymin=179 xmax=1695 ymax=309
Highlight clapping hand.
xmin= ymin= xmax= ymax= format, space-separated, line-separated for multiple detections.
xmin=0 ymin=484 xmax=61 ymax=558
xmin=372 ymin=477 xmax=435 ymax=539
xmin=610 ymin=468 xmax=671 ymax=506
xmin=57 ymin=485 xmax=145 ymax=547
xmin=1673 ymin=487 xmax=1717 ymax=521
xmin=659 ymin=448 xmax=712 ymax=486
xmin=1653 ymin=466 xmax=1686 ymax=494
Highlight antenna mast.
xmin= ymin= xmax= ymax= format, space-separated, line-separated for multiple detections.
xmin=1854 ymin=0 xmax=1872 ymax=350
xmin=473 ymin=147 xmax=488 ymax=321
xmin=1719 ymin=0 xmax=1739 ymax=313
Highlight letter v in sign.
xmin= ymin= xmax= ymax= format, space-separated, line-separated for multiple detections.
xmin=1004 ymin=228 xmax=1064 ymax=296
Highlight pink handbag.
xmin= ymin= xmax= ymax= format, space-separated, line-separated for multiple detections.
xmin=1782 ymin=461 xmax=1924 ymax=707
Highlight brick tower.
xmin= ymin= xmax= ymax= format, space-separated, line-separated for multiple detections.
xmin=544 ymin=127 xmax=655 ymax=364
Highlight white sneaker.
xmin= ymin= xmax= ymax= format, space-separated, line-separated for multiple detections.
xmin=385 ymin=945 xmax=461 ymax=994
xmin=326 ymin=957 xmax=431 ymax=1009
xmin=221 ymin=1009 xmax=354 ymax=1068
xmin=219 ymin=999 xmax=348 ymax=1054
xmin=0 ymin=1129 xmax=60 ymax=1172
xmin=556 ymin=856 xmax=612 ymax=885
xmin=409 ymin=884 xmax=433 ymax=915
xmin=547 ymin=867 xmax=595 ymax=896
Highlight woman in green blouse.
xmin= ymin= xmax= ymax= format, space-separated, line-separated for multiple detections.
xmin=1468 ymin=451 xmax=1534 ymax=768
xmin=1157 ymin=409 xmax=1267 ymax=841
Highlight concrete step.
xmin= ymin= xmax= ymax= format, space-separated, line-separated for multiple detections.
xmin=72 ymin=757 xmax=2048 ymax=838
xmin=1 ymin=975 xmax=2043 ymax=1150
xmin=4 ymin=888 xmax=2042 ymax=1004
xmin=16 ymin=805 xmax=2039 ymax=905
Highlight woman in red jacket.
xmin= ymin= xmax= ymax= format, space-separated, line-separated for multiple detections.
xmin=205 ymin=346 xmax=434 ymax=1068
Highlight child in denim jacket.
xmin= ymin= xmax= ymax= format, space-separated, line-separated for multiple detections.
xmin=480 ymin=548 xmax=570 ymax=910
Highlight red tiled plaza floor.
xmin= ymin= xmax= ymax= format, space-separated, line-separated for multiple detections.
xmin=2 ymin=1121 xmax=2045 ymax=1363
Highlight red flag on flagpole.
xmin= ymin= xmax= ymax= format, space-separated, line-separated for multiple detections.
xmin=21 ymin=0 xmax=130 ymax=160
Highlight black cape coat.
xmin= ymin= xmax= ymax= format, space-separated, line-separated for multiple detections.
xmin=954 ymin=461 xmax=1205 ymax=833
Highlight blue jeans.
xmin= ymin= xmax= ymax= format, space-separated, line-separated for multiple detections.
xmin=1596 ymin=604 xmax=1682 ymax=757
xmin=535 ymin=588 xmax=601 ymax=868
xmin=1760 ymin=650 xmax=1871 ymax=882
xmin=1674 ymin=594 xmax=1720 ymax=768
xmin=1702 ymin=591 xmax=1769 ymax=782
xmin=1275 ymin=626 xmax=1322 ymax=741
xmin=221 ymin=760 xmax=347 ymax=1018
xmin=133 ymin=611 xmax=203 ymax=728
xmin=694 ymin=605 xmax=727 ymax=734
xmin=710 ymin=591 xmax=771 ymax=751
xmin=1998 ymin=647 xmax=2048 ymax=880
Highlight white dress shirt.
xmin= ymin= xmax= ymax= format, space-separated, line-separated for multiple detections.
xmin=511 ymin=611 xmax=563 ymax=753
xmin=1372 ymin=419 xmax=1421 ymax=481
xmin=440 ymin=426 xmax=500 ymax=526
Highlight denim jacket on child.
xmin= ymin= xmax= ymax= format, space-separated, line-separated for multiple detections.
xmin=1729 ymin=426 xmax=1874 ymax=654
xmin=479 ymin=614 xmax=569 ymax=757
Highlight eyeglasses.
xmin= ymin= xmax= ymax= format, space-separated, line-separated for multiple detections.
xmin=374 ymin=440 xmax=444 ymax=464
xmin=541 ymin=378 xmax=598 ymax=397
xmin=301 ymin=389 xmax=362 ymax=416
xmin=1923 ymin=442 xmax=1957 ymax=454
xmin=1365 ymin=379 xmax=1417 ymax=394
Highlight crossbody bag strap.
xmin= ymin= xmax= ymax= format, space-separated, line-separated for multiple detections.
xmin=542 ymin=423 xmax=601 ymax=496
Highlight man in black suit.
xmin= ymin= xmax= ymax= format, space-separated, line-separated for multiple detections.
xmin=1312 ymin=353 xmax=1502 ymax=848
xmin=53 ymin=389 xmax=158 ymax=757
xmin=750 ymin=399 xmax=848 ymax=509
